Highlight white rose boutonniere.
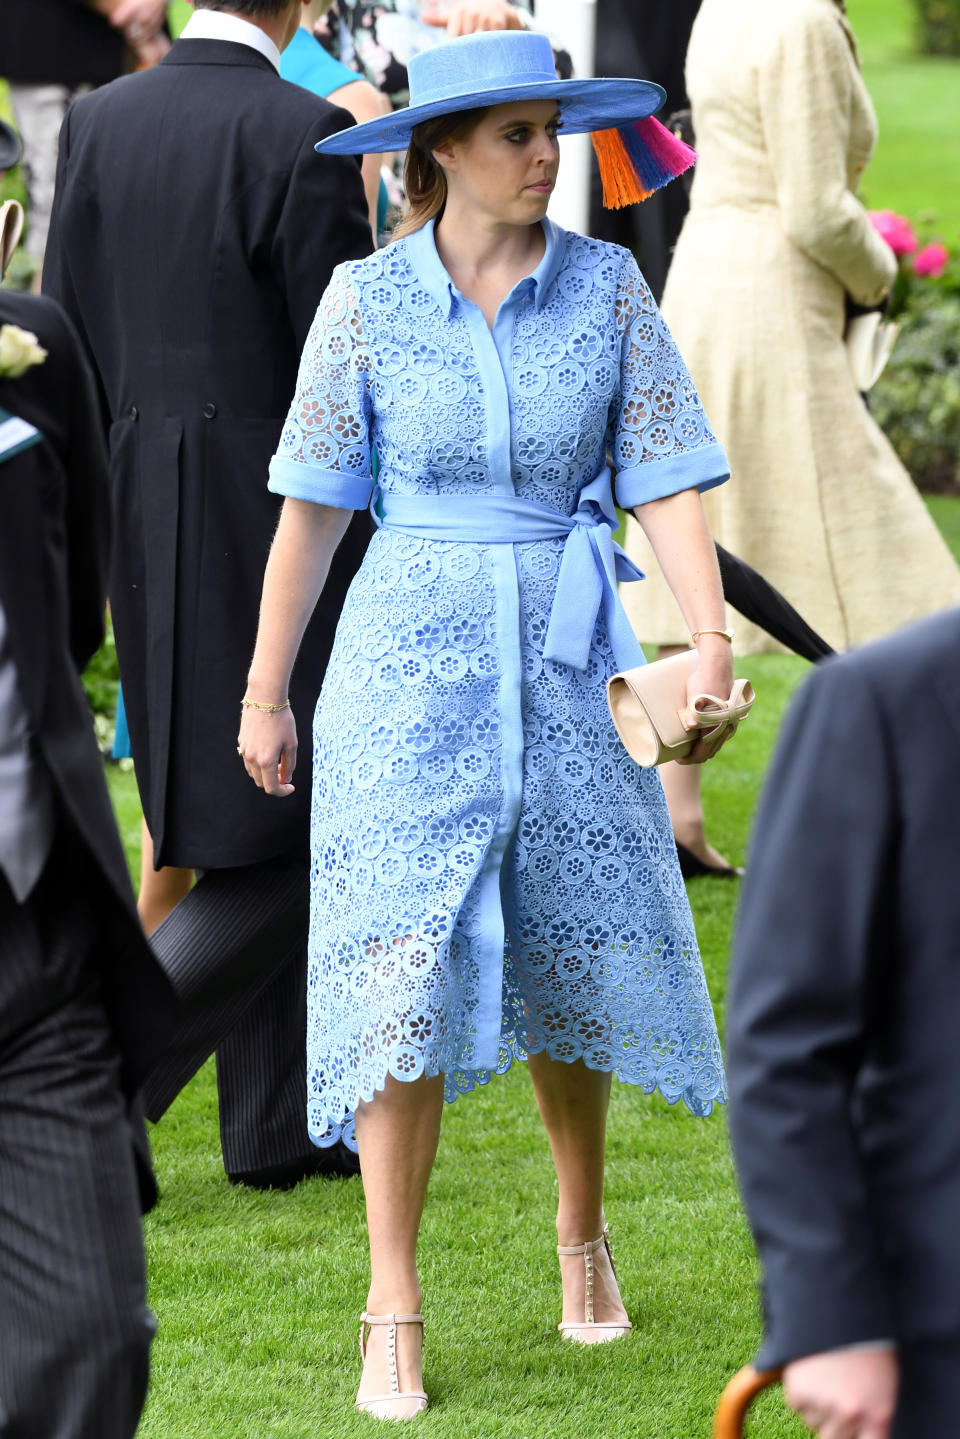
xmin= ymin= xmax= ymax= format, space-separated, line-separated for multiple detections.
xmin=0 ymin=324 xmax=48 ymax=380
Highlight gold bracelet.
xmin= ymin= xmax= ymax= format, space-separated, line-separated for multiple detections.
xmin=241 ymin=696 xmax=290 ymax=714
xmin=691 ymin=627 xmax=735 ymax=644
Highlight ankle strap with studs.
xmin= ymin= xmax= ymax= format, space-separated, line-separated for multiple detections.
xmin=358 ymin=1311 xmax=425 ymax=1390
xmin=557 ymin=1226 xmax=616 ymax=1326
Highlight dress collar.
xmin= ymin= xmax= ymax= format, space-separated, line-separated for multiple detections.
xmin=405 ymin=217 xmax=565 ymax=317
xmin=179 ymin=11 xmax=282 ymax=73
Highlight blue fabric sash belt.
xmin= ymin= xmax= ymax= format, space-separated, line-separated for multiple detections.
xmin=375 ymin=469 xmax=647 ymax=673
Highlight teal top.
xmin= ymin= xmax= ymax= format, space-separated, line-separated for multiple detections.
xmin=281 ymin=27 xmax=388 ymax=236
xmin=280 ymin=24 xmax=360 ymax=97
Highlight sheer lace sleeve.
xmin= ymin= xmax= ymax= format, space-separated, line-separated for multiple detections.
xmin=609 ymin=252 xmax=730 ymax=511
xmin=268 ymin=264 xmax=374 ymax=510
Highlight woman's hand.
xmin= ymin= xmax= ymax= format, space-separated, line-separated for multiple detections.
xmin=101 ymin=0 xmax=167 ymax=39
xmin=421 ymin=0 xmax=528 ymax=36
xmin=631 ymin=490 xmax=736 ymax=767
xmin=237 ymin=707 xmax=298 ymax=798
xmin=129 ymin=31 xmax=170 ymax=66
xmin=677 ymin=644 xmax=736 ymax=766
xmin=236 ymin=499 xmax=350 ymax=799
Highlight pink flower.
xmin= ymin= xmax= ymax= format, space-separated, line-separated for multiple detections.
xmin=912 ymin=241 xmax=949 ymax=278
xmin=870 ymin=209 xmax=918 ymax=257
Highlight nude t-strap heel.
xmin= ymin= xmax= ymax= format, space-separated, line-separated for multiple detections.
xmin=557 ymin=1225 xmax=633 ymax=1344
xmin=356 ymin=1312 xmax=428 ymax=1421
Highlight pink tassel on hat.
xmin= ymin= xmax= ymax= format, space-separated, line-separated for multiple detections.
xmin=590 ymin=115 xmax=697 ymax=209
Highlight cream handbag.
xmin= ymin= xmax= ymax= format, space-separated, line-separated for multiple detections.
xmin=0 ymin=201 xmax=24 ymax=278
xmin=845 ymin=311 xmax=899 ymax=392
xmin=607 ymin=649 xmax=755 ymax=767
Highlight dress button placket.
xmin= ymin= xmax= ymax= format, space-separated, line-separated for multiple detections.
xmin=456 ymin=295 xmax=525 ymax=1065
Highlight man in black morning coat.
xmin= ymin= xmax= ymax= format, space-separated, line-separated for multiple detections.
xmin=0 ymin=221 xmax=177 ymax=1434
xmin=43 ymin=0 xmax=374 ymax=1187
xmin=726 ymin=606 xmax=960 ymax=1437
xmin=590 ymin=0 xmax=701 ymax=301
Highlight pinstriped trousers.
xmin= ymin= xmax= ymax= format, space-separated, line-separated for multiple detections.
xmin=140 ymin=852 xmax=318 ymax=1176
xmin=0 ymin=840 xmax=153 ymax=1439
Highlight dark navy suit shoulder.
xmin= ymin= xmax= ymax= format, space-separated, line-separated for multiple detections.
xmin=786 ymin=606 xmax=960 ymax=720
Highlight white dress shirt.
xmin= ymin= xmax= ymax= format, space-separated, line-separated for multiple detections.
xmin=179 ymin=10 xmax=282 ymax=73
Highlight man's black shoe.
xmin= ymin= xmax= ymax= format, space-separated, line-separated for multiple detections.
xmin=228 ymin=1141 xmax=361 ymax=1190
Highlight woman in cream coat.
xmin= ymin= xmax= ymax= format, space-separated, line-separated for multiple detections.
xmin=623 ymin=0 xmax=960 ymax=872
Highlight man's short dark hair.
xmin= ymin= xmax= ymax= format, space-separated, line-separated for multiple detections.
xmin=192 ymin=1 xmax=293 ymax=15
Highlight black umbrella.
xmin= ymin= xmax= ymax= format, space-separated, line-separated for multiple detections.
xmin=0 ymin=120 xmax=21 ymax=174
xmin=715 ymin=543 xmax=834 ymax=662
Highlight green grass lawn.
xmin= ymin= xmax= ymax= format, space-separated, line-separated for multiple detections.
xmin=856 ymin=0 xmax=960 ymax=238
xmin=115 ymin=651 xmax=809 ymax=1439
xmin=107 ymin=497 xmax=959 ymax=1438
xmin=121 ymin=646 xmax=808 ymax=1439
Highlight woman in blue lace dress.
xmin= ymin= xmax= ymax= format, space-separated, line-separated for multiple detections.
xmin=238 ymin=32 xmax=736 ymax=1420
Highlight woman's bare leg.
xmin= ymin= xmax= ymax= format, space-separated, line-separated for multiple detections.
xmin=656 ymin=644 xmax=733 ymax=870
xmin=526 ymin=1052 xmax=629 ymax=1331
xmin=137 ymin=817 xmax=194 ymax=937
xmin=354 ymin=1072 xmax=445 ymax=1404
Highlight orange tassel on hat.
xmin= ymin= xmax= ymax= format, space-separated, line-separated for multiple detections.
xmin=591 ymin=115 xmax=697 ymax=210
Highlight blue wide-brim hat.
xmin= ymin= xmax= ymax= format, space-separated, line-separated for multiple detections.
xmin=315 ymin=31 xmax=664 ymax=155
xmin=314 ymin=31 xmax=696 ymax=209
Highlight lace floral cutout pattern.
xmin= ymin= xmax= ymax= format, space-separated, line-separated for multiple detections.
xmin=275 ymin=225 xmax=728 ymax=1152
xmin=276 ymin=232 xmax=723 ymax=511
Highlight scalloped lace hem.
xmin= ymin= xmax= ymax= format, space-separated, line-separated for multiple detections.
xmin=308 ymin=1040 xmax=726 ymax=1151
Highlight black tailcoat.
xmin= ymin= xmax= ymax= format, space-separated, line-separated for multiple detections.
xmin=43 ymin=39 xmax=373 ymax=868
xmin=0 ymin=290 xmax=176 ymax=1205
xmin=589 ymin=0 xmax=701 ymax=301
xmin=727 ymin=608 xmax=960 ymax=1423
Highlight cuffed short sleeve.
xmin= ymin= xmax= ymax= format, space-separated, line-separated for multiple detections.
xmin=608 ymin=252 xmax=730 ymax=510
xmin=268 ymin=264 xmax=374 ymax=510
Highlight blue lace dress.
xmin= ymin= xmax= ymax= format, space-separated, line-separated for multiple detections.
xmin=268 ymin=218 xmax=730 ymax=1152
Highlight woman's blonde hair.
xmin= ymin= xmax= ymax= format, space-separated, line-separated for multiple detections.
xmin=391 ymin=108 xmax=489 ymax=241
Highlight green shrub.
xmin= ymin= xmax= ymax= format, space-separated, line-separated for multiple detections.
xmin=873 ymin=285 xmax=960 ymax=493
xmin=0 ymin=83 xmax=26 ymax=208
xmin=167 ymin=1 xmax=191 ymax=37
xmin=864 ymin=210 xmax=960 ymax=494
xmin=912 ymin=0 xmax=960 ymax=55
xmin=1 ymin=84 xmax=37 ymax=291
xmin=82 ymin=615 xmax=121 ymax=754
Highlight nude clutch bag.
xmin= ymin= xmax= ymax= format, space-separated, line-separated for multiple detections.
xmin=607 ymin=649 xmax=755 ymax=767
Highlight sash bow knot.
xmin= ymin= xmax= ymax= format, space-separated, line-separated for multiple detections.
xmin=375 ymin=469 xmax=646 ymax=674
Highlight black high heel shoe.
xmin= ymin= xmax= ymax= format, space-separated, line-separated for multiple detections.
xmin=675 ymin=840 xmax=744 ymax=880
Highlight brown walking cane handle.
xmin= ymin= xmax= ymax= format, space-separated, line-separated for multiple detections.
xmin=713 ymin=1365 xmax=784 ymax=1438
